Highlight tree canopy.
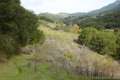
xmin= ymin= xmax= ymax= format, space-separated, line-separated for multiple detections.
xmin=0 ymin=0 xmax=44 ymax=57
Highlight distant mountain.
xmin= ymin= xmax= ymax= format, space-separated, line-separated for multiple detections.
xmin=39 ymin=12 xmax=87 ymax=23
xmin=39 ymin=13 xmax=63 ymax=23
xmin=39 ymin=0 xmax=120 ymax=28
xmin=70 ymin=12 xmax=86 ymax=17
xmin=89 ymin=0 xmax=120 ymax=15
xmin=64 ymin=0 xmax=120 ymax=29
xmin=56 ymin=13 xmax=70 ymax=18
xmin=56 ymin=12 xmax=86 ymax=18
xmin=63 ymin=12 xmax=87 ymax=25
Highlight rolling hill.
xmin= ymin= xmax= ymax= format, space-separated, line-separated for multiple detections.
xmin=64 ymin=0 xmax=120 ymax=29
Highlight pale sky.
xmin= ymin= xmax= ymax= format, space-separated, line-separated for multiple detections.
xmin=21 ymin=0 xmax=116 ymax=14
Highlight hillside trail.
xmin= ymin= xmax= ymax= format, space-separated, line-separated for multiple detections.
xmin=38 ymin=27 xmax=91 ymax=61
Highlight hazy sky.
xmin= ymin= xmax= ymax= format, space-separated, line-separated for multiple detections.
xmin=21 ymin=0 xmax=116 ymax=14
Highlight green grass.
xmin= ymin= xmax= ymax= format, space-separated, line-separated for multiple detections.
xmin=0 ymin=55 xmax=89 ymax=80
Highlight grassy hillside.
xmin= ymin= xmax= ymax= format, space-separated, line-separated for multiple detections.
xmin=39 ymin=27 xmax=120 ymax=78
xmin=0 ymin=25 xmax=120 ymax=80
xmin=0 ymin=0 xmax=120 ymax=80
xmin=0 ymin=26 xmax=88 ymax=80
xmin=0 ymin=55 xmax=88 ymax=80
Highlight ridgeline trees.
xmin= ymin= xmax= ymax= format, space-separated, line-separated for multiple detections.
xmin=0 ymin=0 xmax=44 ymax=57
xmin=78 ymin=27 xmax=120 ymax=59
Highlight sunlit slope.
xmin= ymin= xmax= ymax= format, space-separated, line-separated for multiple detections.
xmin=0 ymin=26 xmax=120 ymax=80
xmin=38 ymin=26 xmax=120 ymax=78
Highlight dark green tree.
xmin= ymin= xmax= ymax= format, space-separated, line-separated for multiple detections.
xmin=0 ymin=0 xmax=44 ymax=57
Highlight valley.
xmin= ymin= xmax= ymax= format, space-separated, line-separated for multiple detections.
xmin=0 ymin=0 xmax=120 ymax=80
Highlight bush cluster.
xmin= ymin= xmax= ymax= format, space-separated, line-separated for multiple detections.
xmin=78 ymin=27 xmax=120 ymax=59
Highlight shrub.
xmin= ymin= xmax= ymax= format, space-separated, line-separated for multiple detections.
xmin=78 ymin=27 xmax=98 ymax=46
xmin=115 ymin=31 xmax=120 ymax=59
xmin=89 ymin=31 xmax=117 ymax=55
xmin=78 ymin=27 xmax=117 ymax=58
xmin=0 ymin=34 xmax=19 ymax=57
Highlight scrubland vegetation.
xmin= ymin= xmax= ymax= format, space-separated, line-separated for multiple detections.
xmin=78 ymin=27 xmax=120 ymax=59
xmin=0 ymin=0 xmax=120 ymax=80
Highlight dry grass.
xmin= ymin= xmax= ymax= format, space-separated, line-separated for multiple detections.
xmin=38 ymin=26 xmax=120 ymax=78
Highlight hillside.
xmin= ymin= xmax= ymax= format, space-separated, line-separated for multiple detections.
xmin=0 ymin=26 xmax=120 ymax=79
xmin=39 ymin=13 xmax=63 ymax=23
xmin=0 ymin=0 xmax=120 ymax=80
xmin=89 ymin=0 xmax=120 ymax=15
xmin=64 ymin=0 xmax=120 ymax=29
xmin=0 ymin=26 xmax=88 ymax=80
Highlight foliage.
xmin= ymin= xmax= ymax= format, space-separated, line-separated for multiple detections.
xmin=0 ymin=0 xmax=44 ymax=57
xmin=69 ymin=24 xmax=80 ymax=33
xmin=78 ymin=27 xmax=98 ymax=45
xmin=80 ymin=11 xmax=120 ymax=29
xmin=78 ymin=27 xmax=118 ymax=58
xmin=115 ymin=30 xmax=120 ymax=59
xmin=89 ymin=30 xmax=117 ymax=55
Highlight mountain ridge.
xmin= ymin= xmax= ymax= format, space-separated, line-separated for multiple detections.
xmin=63 ymin=0 xmax=120 ymax=28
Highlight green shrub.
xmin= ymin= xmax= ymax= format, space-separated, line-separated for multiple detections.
xmin=115 ymin=31 xmax=120 ymax=59
xmin=0 ymin=34 xmax=19 ymax=57
xmin=79 ymin=27 xmax=117 ymax=58
xmin=89 ymin=31 xmax=117 ymax=55
xmin=78 ymin=27 xmax=98 ymax=46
